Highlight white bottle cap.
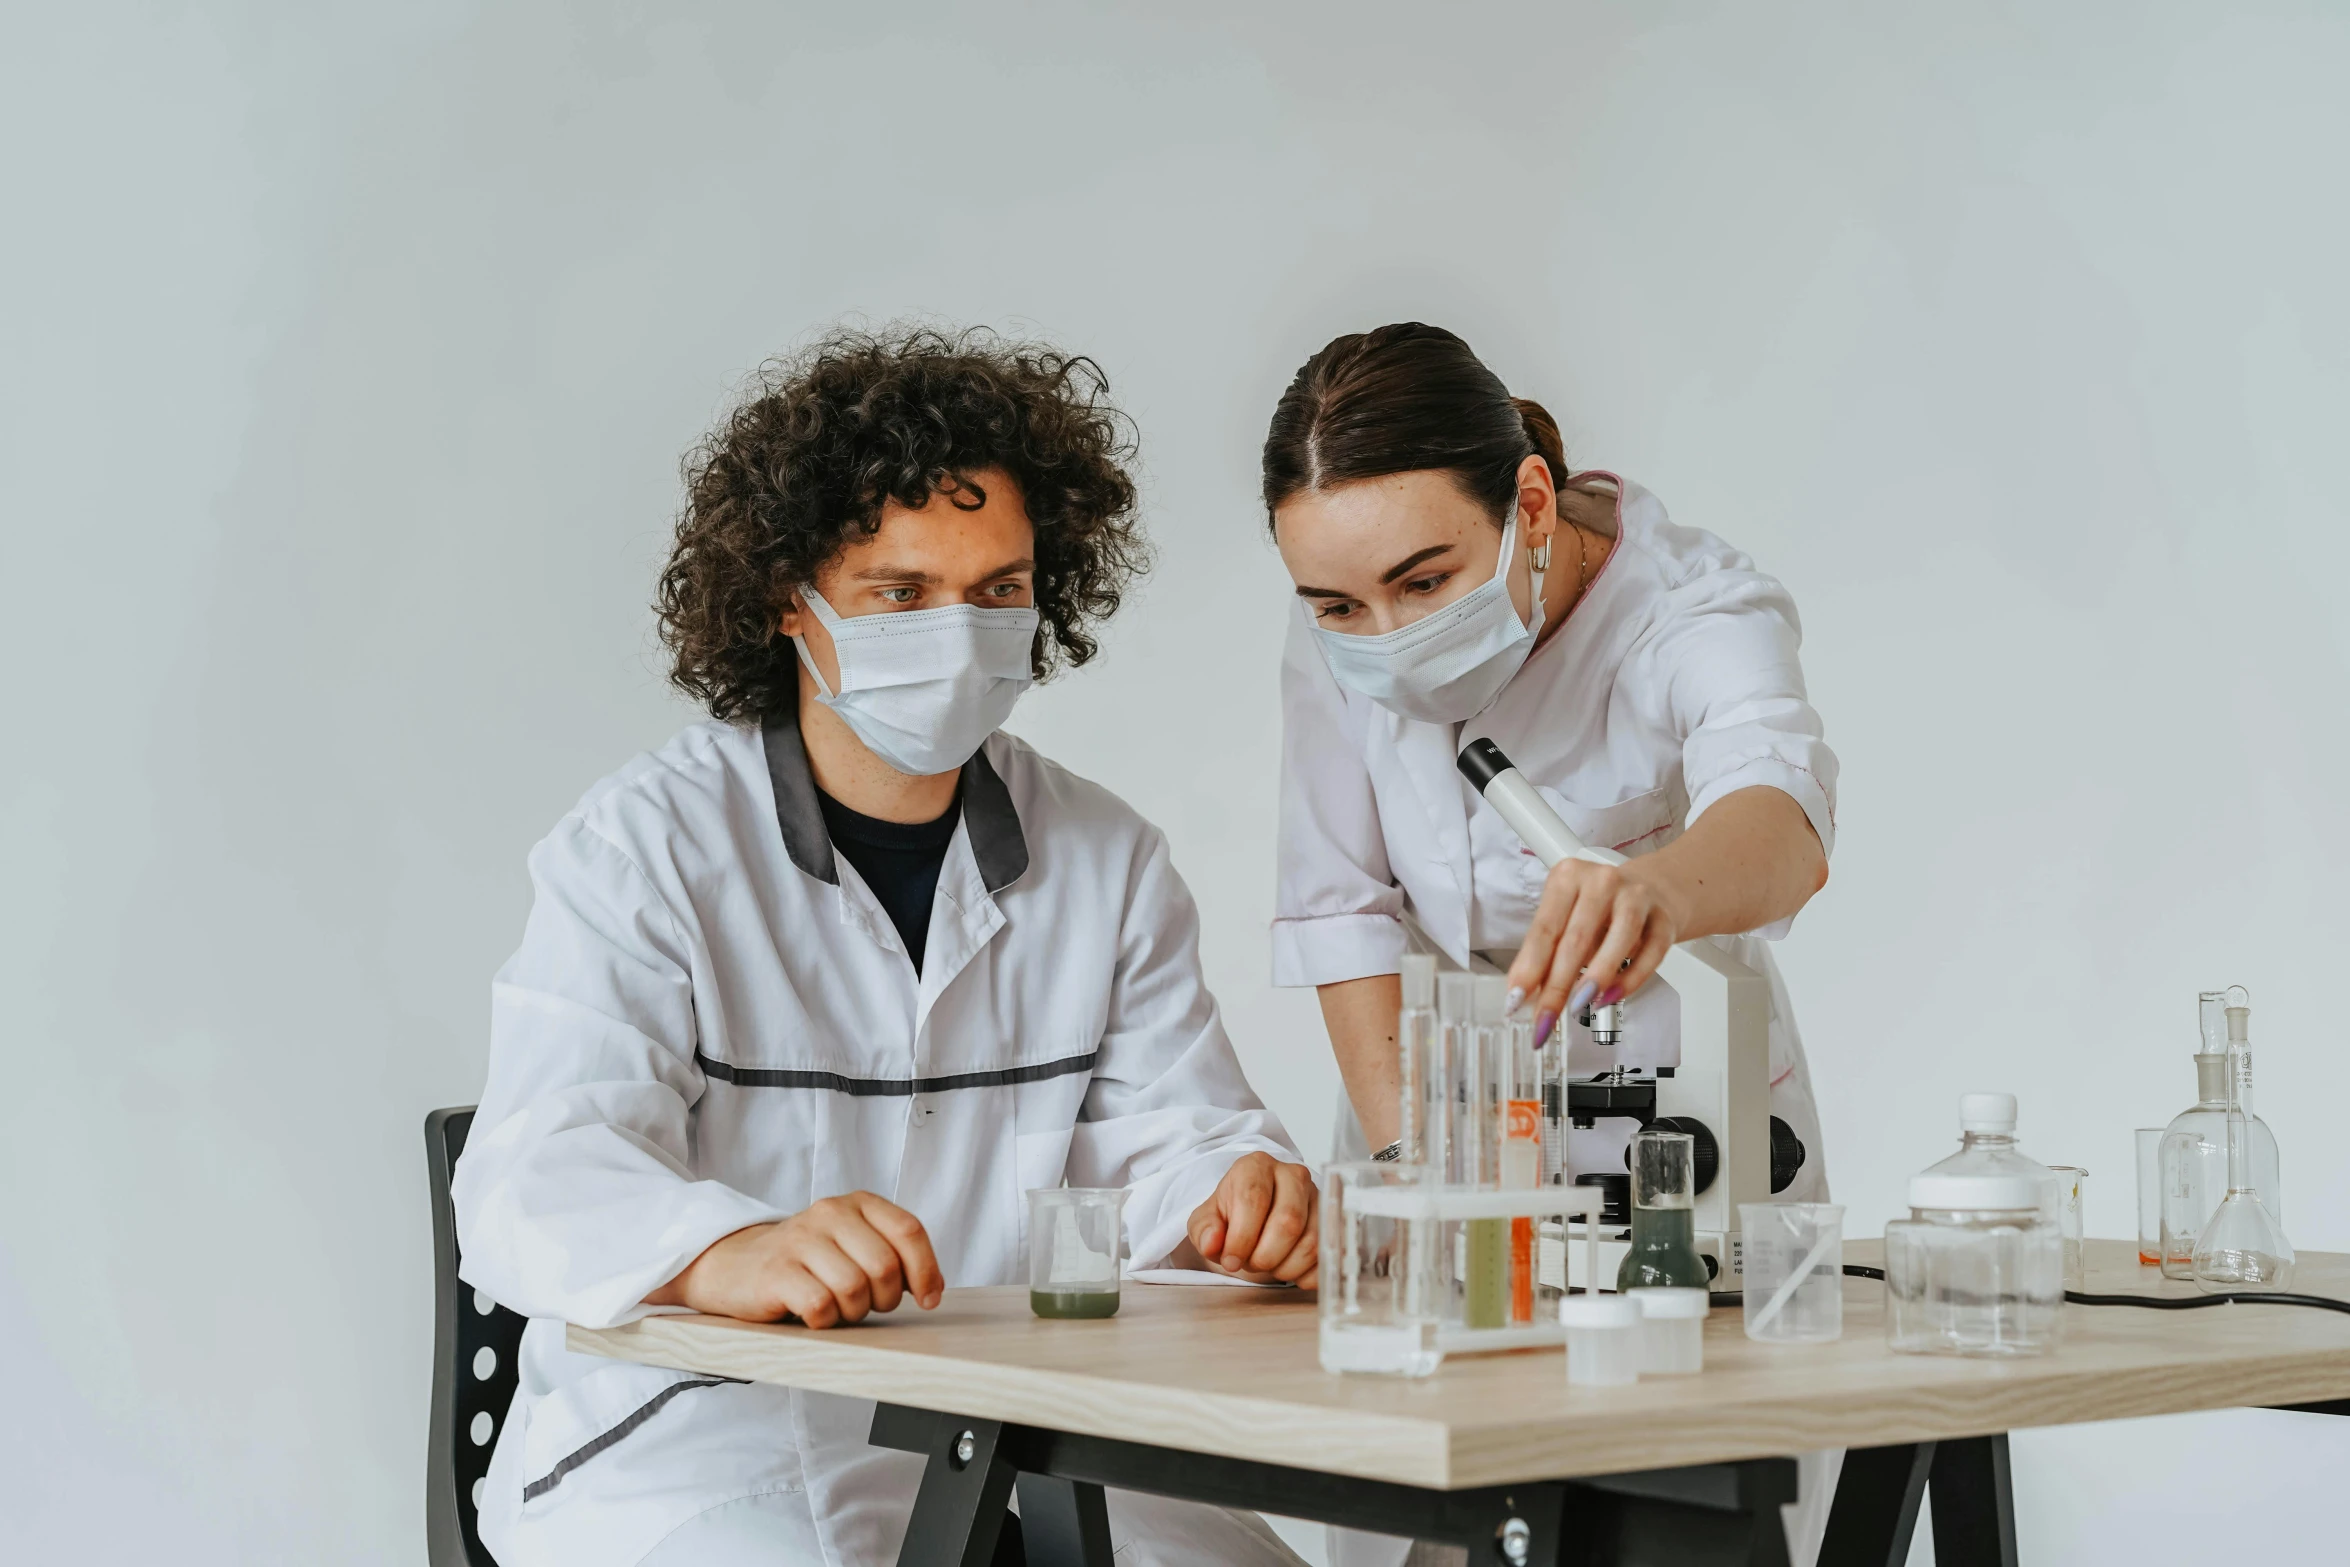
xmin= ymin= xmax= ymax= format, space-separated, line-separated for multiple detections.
xmin=1958 ymin=1093 xmax=2017 ymax=1133
xmin=1475 ymin=974 xmax=1510 ymax=1024
xmin=1560 ymin=1294 xmax=1642 ymax=1328
xmin=1907 ymin=1173 xmax=2044 ymax=1212
xmin=1401 ymin=953 xmax=1436 ymax=1008
xmin=1630 ymin=1286 xmax=1711 ymax=1319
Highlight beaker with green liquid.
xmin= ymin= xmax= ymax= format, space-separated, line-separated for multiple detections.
xmin=1618 ymin=1128 xmax=1711 ymax=1292
xmin=1029 ymin=1187 xmax=1128 ymax=1318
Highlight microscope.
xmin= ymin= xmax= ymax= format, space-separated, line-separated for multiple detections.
xmin=1457 ymin=740 xmax=1806 ymax=1292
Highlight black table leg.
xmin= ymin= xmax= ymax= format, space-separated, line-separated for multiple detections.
xmin=888 ymin=1409 xmax=1017 ymax=1567
xmin=1928 ymin=1435 xmax=2018 ymax=1567
xmin=1817 ymin=1442 xmax=1934 ymax=1567
xmin=1015 ymin=1473 xmax=1113 ymax=1567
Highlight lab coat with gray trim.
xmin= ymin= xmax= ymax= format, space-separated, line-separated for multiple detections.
xmin=452 ymin=714 xmax=1298 ymax=1567
xmin=1275 ymin=476 xmax=1837 ymax=1196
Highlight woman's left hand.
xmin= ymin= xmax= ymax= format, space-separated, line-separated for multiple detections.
xmin=1506 ymin=856 xmax=1692 ymax=1047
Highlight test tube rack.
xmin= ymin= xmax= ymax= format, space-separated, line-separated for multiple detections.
xmin=1341 ymin=1180 xmax=1605 ymax=1358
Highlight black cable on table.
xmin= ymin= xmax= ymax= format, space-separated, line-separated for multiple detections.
xmin=1704 ymin=1265 xmax=2350 ymax=1315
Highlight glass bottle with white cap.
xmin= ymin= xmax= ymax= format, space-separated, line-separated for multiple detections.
xmin=1883 ymin=1093 xmax=2064 ymax=1356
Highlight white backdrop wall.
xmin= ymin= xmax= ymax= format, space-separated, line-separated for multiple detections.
xmin=5 ymin=3 xmax=2347 ymax=1562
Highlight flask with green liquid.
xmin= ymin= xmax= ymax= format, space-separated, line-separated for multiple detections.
xmin=1618 ymin=1127 xmax=1712 ymax=1292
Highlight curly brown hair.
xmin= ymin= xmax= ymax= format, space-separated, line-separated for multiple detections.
xmin=656 ymin=325 xmax=1149 ymax=722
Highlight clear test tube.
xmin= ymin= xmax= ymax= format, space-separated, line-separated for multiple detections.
xmin=1436 ymin=972 xmax=1475 ymax=1186
xmin=1495 ymin=979 xmax=1542 ymax=1324
xmin=1539 ymin=1022 xmax=1567 ymax=1187
xmin=1397 ymin=955 xmax=1439 ymax=1167
xmin=1461 ymin=977 xmax=1511 ymax=1329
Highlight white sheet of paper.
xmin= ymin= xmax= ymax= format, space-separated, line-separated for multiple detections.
xmin=1124 ymin=1268 xmax=1284 ymax=1289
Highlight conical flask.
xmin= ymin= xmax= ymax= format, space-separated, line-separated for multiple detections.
xmin=2190 ymin=988 xmax=2294 ymax=1291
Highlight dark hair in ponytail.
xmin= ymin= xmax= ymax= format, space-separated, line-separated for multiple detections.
xmin=1260 ymin=322 xmax=1568 ymax=531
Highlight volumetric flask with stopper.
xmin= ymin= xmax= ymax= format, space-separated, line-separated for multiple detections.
xmin=1320 ymin=1161 xmax=1442 ymax=1376
xmin=1618 ymin=1129 xmax=1711 ymax=1291
xmin=2190 ymin=991 xmax=2294 ymax=1291
xmin=1028 ymin=1187 xmax=1127 ymax=1319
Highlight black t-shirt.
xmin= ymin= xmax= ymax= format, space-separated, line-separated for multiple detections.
xmin=817 ymin=785 xmax=962 ymax=975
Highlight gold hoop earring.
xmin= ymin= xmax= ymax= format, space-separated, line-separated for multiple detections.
xmin=1530 ymin=541 xmax=1552 ymax=571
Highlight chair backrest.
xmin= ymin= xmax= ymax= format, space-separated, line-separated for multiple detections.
xmin=426 ymin=1107 xmax=529 ymax=1567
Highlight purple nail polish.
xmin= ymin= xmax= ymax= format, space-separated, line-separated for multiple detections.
xmin=1532 ymin=1010 xmax=1558 ymax=1049
xmin=1598 ymin=984 xmax=1623 ymax=1007
xmin=1567 ymin=980 xmax=1596 ymax=1014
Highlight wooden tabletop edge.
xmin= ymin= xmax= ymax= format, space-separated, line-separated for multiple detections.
xmin=569 ymin=1317 xmax=1458 ymax=1487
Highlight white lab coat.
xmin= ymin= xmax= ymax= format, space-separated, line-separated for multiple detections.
xmin=1274 ymin=475 xmax=1837 ymax=1196
xmin=453 ymin=716 xmax=1300 ymax=1567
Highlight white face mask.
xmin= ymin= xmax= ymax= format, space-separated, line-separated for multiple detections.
xmin=1311 ymin=504 xmax=1545 ymax=724
xmin=791 ymin=585 xmax=1039 ymax=776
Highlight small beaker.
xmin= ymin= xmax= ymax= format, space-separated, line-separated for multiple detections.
xmin=1318 ymin=1162 xmax=1442 ymax=1377
xmin=1028 ymin=1187 xmax=1127 ymax=1319
xmin=1561 ymin=1294 xmax=1642 ymax=1387
xmin=1740 ymin=1202 xmax=1845 ymax=1343
xmin=2046 ymin=1166 xmax=2088 ymax=1289
xmin=2159 ymin=1128 xmax=2224 ymax=1279
xmin=2134 ymin=1130 xmax=2164 ymax=1267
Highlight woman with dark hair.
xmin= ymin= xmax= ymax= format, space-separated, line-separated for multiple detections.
xmin=1265 ymin=321 xmax=1837 ymax=1198
xmin=1265 ymin=323 xmax=1841 ymax=1561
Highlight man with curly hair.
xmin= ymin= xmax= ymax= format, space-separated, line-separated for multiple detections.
xmin=451 ymin=328 xmax=1315 ymax=1567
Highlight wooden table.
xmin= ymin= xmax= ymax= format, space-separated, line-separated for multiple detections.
xmin=573 ymin=1241 xmax=2350 ymax=1566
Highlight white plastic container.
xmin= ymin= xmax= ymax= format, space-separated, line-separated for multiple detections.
xmin=1561 ymin=1294 xmax=1642 ymax=1387
xmin=1632 ymin=1287 xmax=1709 ymax=1374
xmin=1884 ymin=1174 xmax=2062 ymax=1357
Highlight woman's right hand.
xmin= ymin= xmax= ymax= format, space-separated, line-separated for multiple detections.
xmin=644 ymin=1193 xmax=945 ymax=1326
xmin=1506 ymin=854 xmax=1690 ymax=1048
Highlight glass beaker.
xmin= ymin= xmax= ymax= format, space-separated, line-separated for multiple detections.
xmin=1028 ymin=1187 xmax=1127 ymax=1319
xmin=2134 ymin=1129 xmax=2164 ymax=1267
xmin=1318 ymin=1162 xmax=1443 ymax=1376
xmin=1740 ymin=1202 xmax=1845 ymax=1343
xmin=2159 ymin=1128 xmax=2224 ymax=1279
xmin=1618 ymin=1129 xmax=1711 ymax=1291
xmin=2046 ymin=1166 xmax=2088 ymax=1289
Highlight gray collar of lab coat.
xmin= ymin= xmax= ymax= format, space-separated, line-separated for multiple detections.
xmin=760 ymin=706 xmax=1029 ymax=895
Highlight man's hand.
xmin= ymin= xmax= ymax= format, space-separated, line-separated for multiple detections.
xmin=1186 ymin=1152 xmax=1319 ymax=1287
xmin=644 ymin=1193 xmax=944 ymax=1328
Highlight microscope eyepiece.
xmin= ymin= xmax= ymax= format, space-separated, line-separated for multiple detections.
xmin=1456 ymin=738 xmax=1514 ymax=792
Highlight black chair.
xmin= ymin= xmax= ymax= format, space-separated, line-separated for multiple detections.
xmin=427 ymin=1107 xmax=529 ymax=1567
